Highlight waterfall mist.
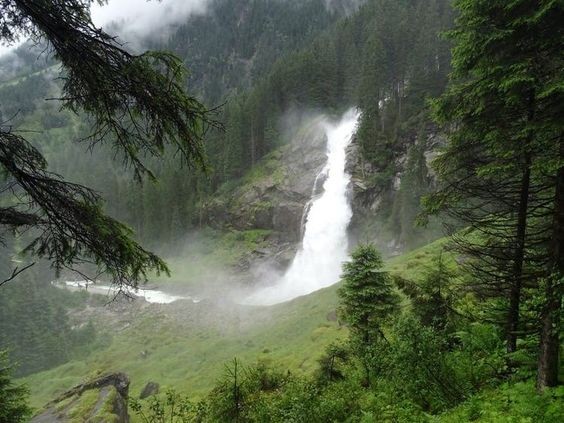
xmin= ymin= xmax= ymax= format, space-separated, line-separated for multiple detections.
xmin=246 ymin=109 xmax=359 ymax=305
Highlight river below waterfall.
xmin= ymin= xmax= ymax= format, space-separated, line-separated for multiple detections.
xmin=57 ymin=281 xmax=200 ymax=304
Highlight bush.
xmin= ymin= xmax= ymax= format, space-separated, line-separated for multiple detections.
xmin=380 ymin=314 xmax=468 ymax=413
xmin=130 ymin=389 xmax=195 ymax=423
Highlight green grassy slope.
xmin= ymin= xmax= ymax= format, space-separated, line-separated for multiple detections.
xmin=386 ymin=237 xmax=455 ymax=281
xmin=22 ymin=283 xmax=345 ymax=409
xmin=23 ymin=238 xmax=452 ymax=411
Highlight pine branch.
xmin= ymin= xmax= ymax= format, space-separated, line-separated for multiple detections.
xmin=0 ymin=262 xmax=35 ymax=288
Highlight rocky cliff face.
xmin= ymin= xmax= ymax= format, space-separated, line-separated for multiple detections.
xmin=31 ymin=373 xmax=130 ymax=423
xmin=204 ymin=117 xmax=328 ymax=271
xmin=205 ymin=118 xmax=327 ymax=240
xmin=204 ymin=116 xmax=444 ymax=270
xmin=346 ymin=128 xmax=445 ymax=255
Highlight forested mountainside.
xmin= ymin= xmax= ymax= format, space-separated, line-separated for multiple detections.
xmin=0 ymin=0 xmax=450 ymax=386
xmin=0 ymin=0 xmax=451 ymax=251
xmin=202 ymin=0 xmax=451 ymax=251
xmin=0 ymin=0 xmax=374 ymax=379
xmin=160 ymin=0 xmax=358 ymax=103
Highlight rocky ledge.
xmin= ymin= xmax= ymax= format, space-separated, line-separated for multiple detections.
xmin=204 ymin=117 xmax=328 ymax=242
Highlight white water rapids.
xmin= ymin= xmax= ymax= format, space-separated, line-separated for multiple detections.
xmin=59 ymin=281 xmax=199 ymax=304
xmin=246 ymin=109 xmax=359 ymax=305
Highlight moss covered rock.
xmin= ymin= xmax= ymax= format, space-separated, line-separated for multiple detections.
xmin=31 ymin=373 xmax=130 ymax=423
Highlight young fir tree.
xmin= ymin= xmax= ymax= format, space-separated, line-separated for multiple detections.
xmin=338 ymin=244 xmax=399 ymax=341
xmin=425 ymin=0 xmax=563 ymax=388
xmin=0 ymin=351 xmax=30 ymax=423
xmin=338 ymin=244 xmax=399 ymax=386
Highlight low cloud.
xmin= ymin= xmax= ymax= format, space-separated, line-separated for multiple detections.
xmin=92 ymin=0 xmax=210 ymax=47
xmin=0 ymin=0 xmax=209 ymax=58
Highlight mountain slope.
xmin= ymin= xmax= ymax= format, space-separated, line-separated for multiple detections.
xmin=22 ymin=237 xmax=449 ymax=410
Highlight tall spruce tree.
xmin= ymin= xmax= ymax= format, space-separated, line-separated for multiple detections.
xmin=425 ymin=0 xmax=563 ymax=388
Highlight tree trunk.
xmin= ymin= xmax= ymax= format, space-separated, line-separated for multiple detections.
xmin=250 ymin=121 xmax=256 ymax=167
xmin=362 ymin=359 xmax=371 ymax=388
xmin=507 ymin=154 xmax=531 ymax=353
xmin=537 ymin=136 xmax=564 ymax=390
xmin=506 ymin=94 xmax=535 ymax=353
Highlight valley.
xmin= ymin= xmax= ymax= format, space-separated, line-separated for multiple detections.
xmin=0 ymin=0 xmax=562 ymax=422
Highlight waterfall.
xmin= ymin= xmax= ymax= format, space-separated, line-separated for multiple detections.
xmin=246 ymin=109 xmax=359 ymax=305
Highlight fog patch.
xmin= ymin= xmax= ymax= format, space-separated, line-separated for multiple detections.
xmin=91 ymin=0 xmax=210 ymax=50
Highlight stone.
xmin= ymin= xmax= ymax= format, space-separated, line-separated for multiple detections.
xmin=31 ymin=373 xmax=130 ymax=423
xmin=326 ymin=310 xmax=338 ymax=322
xmin=139 ymin=382 xmax=160 ymax=399
xmin=392 ymin=173 xmax=402 ymax=191
xmin=203 ymin=117 xmax=328 ymax=246
xmin=272 ymin=202 xmax=304 ymax=241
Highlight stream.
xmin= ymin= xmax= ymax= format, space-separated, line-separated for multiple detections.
xmin=58 ymin=281 xmax=200 ymax=304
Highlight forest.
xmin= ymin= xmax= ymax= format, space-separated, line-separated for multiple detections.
xmin=0 ymin=0 xmax=562 ymax=422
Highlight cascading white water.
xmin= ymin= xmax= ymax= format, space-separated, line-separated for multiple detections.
xmin=58 ymin=281 xmax=199 ymax=304
xmin=246 ymin=109 xmax=359 ymax=305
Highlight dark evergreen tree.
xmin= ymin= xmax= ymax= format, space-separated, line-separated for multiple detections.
xmin=424 ymin=0 xmax=563 ymax=387
xmin=0 ymin=351 xmax=30 ymax=423
xmin=0 ymin=0 xmax=214 ymax=289
xmin=338 ymin=243 xmax=399 ymax=385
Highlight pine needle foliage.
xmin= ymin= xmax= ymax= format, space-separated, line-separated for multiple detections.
xmin=423 ymin=0 xmax=563 ymax=388
xmin=337 ymin=244 xmax=400 ymax=343
xmin=0 ymin=351 xmax=30 ymax=423
xmin=0 ymin=0 xmax=216 ymax=288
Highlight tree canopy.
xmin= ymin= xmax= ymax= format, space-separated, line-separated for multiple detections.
xmin=0 ymin=0 xmax=214 ymax=289
xmin=424 ymin=0 xmax=563 ymax=390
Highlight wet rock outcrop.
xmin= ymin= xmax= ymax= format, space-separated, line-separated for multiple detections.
xmin=203 ymin=118 xmax=329 ymax=273
xmin=204 ymin=118 xmax=328 ymax=242
xmin=31 ymin=373 xmax=130 ymax=423
xmin=346 ymin=128 xmax=445 ymax=254
xmin=139 ymin=381 xmax=160 ymax=399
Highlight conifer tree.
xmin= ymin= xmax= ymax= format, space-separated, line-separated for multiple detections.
xmin=0 ymin=0 xmax=214 ymax=288
xmin=0 ymin=351 xmax=30 ymax=423
xmin=338 ymin=244 xmax=399 ymax=342
xmin=425 ymin=0 xmax=563 ymax=388
xmin=338 ymin=244 xmax=399 ymax=386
